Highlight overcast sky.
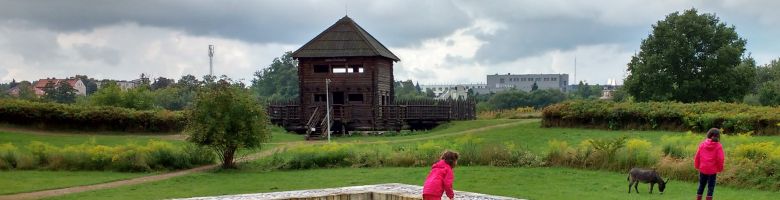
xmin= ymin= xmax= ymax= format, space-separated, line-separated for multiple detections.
xmin=1 ymin=0 xmax=779 ymax=85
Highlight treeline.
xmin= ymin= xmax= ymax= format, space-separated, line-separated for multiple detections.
xmin=475 ymin=89 xmax=567 ymax=111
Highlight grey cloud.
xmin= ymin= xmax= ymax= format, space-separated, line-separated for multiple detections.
xmin=73 ymin=44 xmax=121 ymax=66
xmin=0 ymin=0 xmax=471 ymax=47
xmin=0 ymin=20 xmax=63 ymax=63
xmin=473 ymin=18 xmax=645 ymax=63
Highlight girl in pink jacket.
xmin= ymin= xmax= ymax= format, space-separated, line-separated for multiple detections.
xmin=694 ymin=128 xmax=725 ymax=200
xmin=423 ymin=150 xmax=458 ymax=200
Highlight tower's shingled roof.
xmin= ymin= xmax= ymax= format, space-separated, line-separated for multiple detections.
xmin=292 ymin=16 xmax=400 ymax=61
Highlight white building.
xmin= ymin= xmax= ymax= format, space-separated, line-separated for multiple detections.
xmin=483 ymin=73 xmax=569 ymax=93
xmin=419 ymin=83 xmax=486 ymax=100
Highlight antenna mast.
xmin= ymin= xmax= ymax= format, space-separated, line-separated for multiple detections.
xmin=574 ymin=56 xmax=577 ymax=84
xmin=208 ymin=45 xmax=215 ymax=76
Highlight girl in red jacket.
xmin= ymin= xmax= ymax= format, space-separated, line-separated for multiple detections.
xmin=423 ymin=150 xmax=459 ymax=200
xmin=694 ymin=128 xmax=725 ymax=200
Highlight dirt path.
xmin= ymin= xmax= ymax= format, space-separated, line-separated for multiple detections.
xmin=0 ymin=119 xmax=533 ymax=200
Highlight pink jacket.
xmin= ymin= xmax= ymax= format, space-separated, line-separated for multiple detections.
xmin=423 ymin=160 xmax=455 ymax=199
xmin=694 ymin=139 xmax=725 ymax=175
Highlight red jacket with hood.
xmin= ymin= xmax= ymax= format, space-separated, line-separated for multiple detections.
xmin=694 ymin=138 xmax=725 ymax=175
xmin=423 ymin=160 xmax=454 ymax=199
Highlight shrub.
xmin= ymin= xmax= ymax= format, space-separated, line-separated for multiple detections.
xmin=545 ymin=140 xmax=572 ymax=166
xmin=542 ymin=100 xmax=780 ymax=135
xmin=655 ymin=156 xmax=697 ymax=181
xmin=660 ymin=132 xmax=700 ymax=158
xmin=0 ymin=143 xmax=18 ymax=170
xmin=617 ymin=139 xmax=657 ymax=169
xmin=0 ymin=99 xmax=184 ymax=132
xmin=734 ymin=142 xmax=776 ymax=161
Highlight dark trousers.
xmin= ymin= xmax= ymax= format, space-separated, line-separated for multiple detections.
xmin=697 ymin=173 xmax=717 ymax=196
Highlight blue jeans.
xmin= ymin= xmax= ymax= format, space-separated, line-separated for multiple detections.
xmin=697 ymin=173 xmax=717 ymax=196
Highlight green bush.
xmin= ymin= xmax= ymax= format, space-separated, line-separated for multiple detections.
xmin=0 ymin=99 xmax=184 ymax=132
xmin=0 ymin=143 xmax=18 ymax=170
xmin=660 ymin=132 xmax=700 ymax=158
xmin=734 ymin=142 xmax=776 ymax=161
xmin=542 ymin=100 xmax=780 ymax=135
xmin=617 ymin=138 xmax=658 ymax=169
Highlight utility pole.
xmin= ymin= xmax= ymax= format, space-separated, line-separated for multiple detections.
xmin=208 ymin=45 xmax=214 ymax=77
xmin=325 ymin=78 xmax=332 ymax=142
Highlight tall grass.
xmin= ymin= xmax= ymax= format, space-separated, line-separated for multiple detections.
xmin=545 ymin=132 xmax=780 ymax=191
xmin=0 ymin=141 xmax=214 ymax=172
xmin=478 ymin=107 xmax=540 ymax=119
xmin=254 ymin=134 xmax=545 ymax=170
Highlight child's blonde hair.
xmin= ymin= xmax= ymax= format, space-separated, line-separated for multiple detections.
xmin=441 ymin=150 xmax=459 ymax=168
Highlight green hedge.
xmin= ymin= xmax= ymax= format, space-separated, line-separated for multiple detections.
xmin=542 ymin=100 xmax=780 ymax=135
xmin=0 ymin=99 xmax=184 ymax=132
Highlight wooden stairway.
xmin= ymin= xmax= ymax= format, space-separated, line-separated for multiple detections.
xmin=305 ymin=106 xmax=329 ymax=140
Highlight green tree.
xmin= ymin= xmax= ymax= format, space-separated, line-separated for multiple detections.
xmin=758 ymin=81 xmax=780 ymax=106
xmin=624 ymin=9 xmax=754 ymax=102
xmin=122 ymin=87 xmax=154 ymax=110
xmin=531 ymin=82 xmax=539 ymax=91
xmin=754 ymin=58 xmax=780 ymax=91
xmin=43 ymin=81 xmax=77 ymax=103
xmin=529 ymin=89 xmax=566 ymax=108
xmin=90 ymin=81 xmax=124 ymax=107
xmin=486 ymin=89 xmax=529 ymax=110
xmin=151 ymin=77 xmax=175 ymax=90
xmin=16 ymin=81 xmax=36 ymax=100
xmin=572 ymin=81 xmax=601 ymax=99
xmin=611 ymin=87 xmax=630 ymax=102
xmin=186 ymin=79 xmax=270 ymax=168
xmin=394 ymin=80 xmax=424 ymax=99
xmin=251 ymin=52 xmax=298 ymax=101
xmin=178 ymin=74 xmax=200 ymax=91
xmin=153 ymin=86 xmax=188 ymax=110
xmin=425 ymin=88 xmax=436 ymax=98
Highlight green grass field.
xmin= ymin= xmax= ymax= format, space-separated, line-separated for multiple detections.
xmin=333 ymin=119 xmax=525 ymax=143
xmin=44 ymin=167 xmax=779 ymax=200
xmin=0 ymin=171 xmax=151 ymax=195
xmin=0 ymin=130 xmax=184 ymax=149
xmin=6 ymin=119 xmax=780 ymax=199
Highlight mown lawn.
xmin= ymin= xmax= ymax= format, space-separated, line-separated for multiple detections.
xmin=335 ymin=119 xmax=780 ymax=153
xmin=0 ymin=171 xmax=150 ymax=195
xmin=0 ymin=125 xmax=293 ymax=196
xmin=0 ymin=130 xmax=186 ymax=149
xmin=44 ymin=167 xmax=779 ymax=200
xmin=333 ymin=119 xmax=526 ymax=143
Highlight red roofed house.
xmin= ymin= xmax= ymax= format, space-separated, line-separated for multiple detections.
xmin=33 ymin=78 xmax=87 ymax=96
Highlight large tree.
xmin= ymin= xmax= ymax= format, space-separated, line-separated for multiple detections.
xmin=43 ymin=81 xmax=77 ymax=103
xmin=251 ymin=52 xmax=298 ymax=101
xmin=755 ymin=58 xmax=780 ymax=105
xmin=624 ymin=9 xmax=755 ymax=102
xmin=187 ymin=78 xmax=270 ymax=168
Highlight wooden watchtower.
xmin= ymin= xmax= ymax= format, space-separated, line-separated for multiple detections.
xmin=268 ymin=16 xmax=475 ymax=139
